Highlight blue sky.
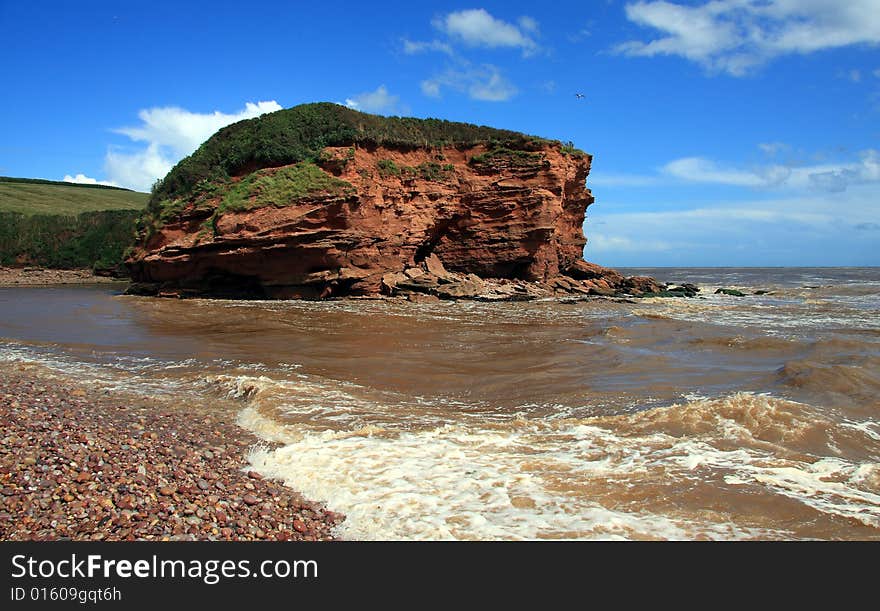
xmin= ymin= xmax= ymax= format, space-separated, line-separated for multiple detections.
xmin=1 ymin=0 xmax=878 ymax=266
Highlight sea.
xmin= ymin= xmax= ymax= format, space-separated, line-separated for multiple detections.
xmin=1 ymin=267 xmax=878 ymax=540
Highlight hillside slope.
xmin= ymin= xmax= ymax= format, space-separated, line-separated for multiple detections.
xmin=0 ymin=177 xmax=147 ymax=270
xmin=0 ymin=177 xmax=147 ymax=215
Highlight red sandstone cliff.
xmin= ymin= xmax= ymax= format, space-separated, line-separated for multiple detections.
xmin=127 ymin=109 xmax=663 ymax=301
xmin=127 ymin=142 xmax=649 ymax=299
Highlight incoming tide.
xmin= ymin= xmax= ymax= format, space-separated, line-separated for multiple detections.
xmin=1 ymin=267 xmax=878 ymax=540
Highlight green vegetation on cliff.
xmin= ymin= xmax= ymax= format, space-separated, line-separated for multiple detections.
xmin=0 ymin=178 xmax=146 ymax=270
xmin=139 ymin=103 xmax=587 ymax=243
xmin=218 ymin=162 xmax=355 ymax=213
xmin=148 ymin=102 xmax=564 ymax=207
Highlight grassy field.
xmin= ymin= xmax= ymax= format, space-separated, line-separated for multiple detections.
xmin=0 ymin=177 xmax=147 ymax=270
xmin=0 ymin=176 xmax=148 ymax=215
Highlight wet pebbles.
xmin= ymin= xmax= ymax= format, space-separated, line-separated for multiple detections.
xmin=0 ymin=364 xmax=344 ymax=541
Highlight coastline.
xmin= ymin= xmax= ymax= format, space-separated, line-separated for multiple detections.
xmin=0 ymin=361 xmax=344 ymax=541
xmin=0 ymin=267 xmax=122 ymax=287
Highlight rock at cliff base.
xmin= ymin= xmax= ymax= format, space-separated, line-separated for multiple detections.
xmin=715 ymin=288 xmax=746 ymax=297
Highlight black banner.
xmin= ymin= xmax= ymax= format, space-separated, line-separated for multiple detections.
xmin=0 ymin=541 xmax=871 ymax=606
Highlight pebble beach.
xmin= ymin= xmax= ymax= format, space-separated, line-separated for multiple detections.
xmin=0 ymin=362 xmax=344 ymax=541
xmin=0 ymin=267 xmax=121 ymax=287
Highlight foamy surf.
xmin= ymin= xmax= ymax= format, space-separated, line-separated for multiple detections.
xmin=242 ymin=392 xmax=879 ymax=540
xmin=243 ymin=421 xmax=777 ymax=540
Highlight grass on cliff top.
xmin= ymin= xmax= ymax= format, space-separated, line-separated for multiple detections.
xmin=149 ymin=102 xmax=579 ymax=208
xmin=217 ymin=162 xmax=355 ymax=213
xmin=0 ymin=177 xmax=147 ymax=216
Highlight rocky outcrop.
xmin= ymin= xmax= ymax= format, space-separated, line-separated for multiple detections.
xmin=126 ymin=103 xmax=664 ymax=300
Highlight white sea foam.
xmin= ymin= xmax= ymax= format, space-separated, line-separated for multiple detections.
xmin=242 ymin=391 xmax=880 ymax=540
xmin=244 ymin=421 xmax=774 ymax=540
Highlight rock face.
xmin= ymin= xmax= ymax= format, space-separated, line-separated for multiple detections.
xmin=126 ymin=103 xmax=662 ymax=300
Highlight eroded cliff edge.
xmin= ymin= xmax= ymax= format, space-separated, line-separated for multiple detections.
xmin=127 ymin=103 xmax=662 ymax=300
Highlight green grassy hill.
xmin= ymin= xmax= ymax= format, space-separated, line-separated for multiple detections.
xmin=0 ymin=176 xmax=148 ymax=215
xmin=0 ymin=177 xmax=147 ymax=271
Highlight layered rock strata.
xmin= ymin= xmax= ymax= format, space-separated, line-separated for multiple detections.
xmin=127 ymin=104 xmax=663 ymax=300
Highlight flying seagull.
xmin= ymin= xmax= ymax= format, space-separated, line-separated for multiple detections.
xmin=575 ymin=93 xmax=585 ymax=99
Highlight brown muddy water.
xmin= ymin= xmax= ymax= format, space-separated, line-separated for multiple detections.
xmin=1 ymin=267 xmax=878 ymax=540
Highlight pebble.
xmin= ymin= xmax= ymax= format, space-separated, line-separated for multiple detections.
xmin=0 ymin=367 xmax=343 ymax=542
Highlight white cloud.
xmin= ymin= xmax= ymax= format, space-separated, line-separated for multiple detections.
xmin=344 ymin=85 xmax=400 ymax=114
xmin=573 ymin=26 xmax=592 ymax=40
xmin=663 ymin=157 xmax=785 ymax=187
xmin=588 ymin=172 xmax=663 ymax=187
xmin=405 ymin=10 xmax=537 ymax=103
xmin=587 ymin=233 xmax=675 ymax=253
xmin=421 ymin=64 xmax=518 ymax=101
xmin=421 ymin=80 xmax=441 ymax=98
xmin=518 ymin=16 xmax=539 ymax=34
xmin=62 ymin=173 xmax=118 ymax=187
xmin=585 ymin=185 xmax=880 ymax=265
xmin=114 ymin=101 xmax=281 ymax=158
xmin=616 ymin=0 xmax=880 ymax=76
xmin=758 ymin=142 xmax=790 ymax=156
xmin=402 ymin=39 xmax=453 ymax=55
xmin=105 ymin=143 xmax=175 ymax=193
xmin=433 ymin=9 xmax=538 ymax=56
xmin=663 ymin=149 xmax=880 ymax=192
xmin=96 ymin=100 xmax=281 ymax=192
xmin=591 ymin=148 xmax=880 ymax=193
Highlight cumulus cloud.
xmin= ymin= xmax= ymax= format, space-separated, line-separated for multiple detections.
xmin=114 ymin=100 xmax=281 ymax=158
xmin=615 ymin=0 xmax=880 ymax=75
xmin=104 ymin=143 xmax=175 ymax=194
xmin=433 ymin=9 xmax=539 ymax=56
xmin=421 ymin=64 xmax=518 ymax=101
xmin=344 ymin=85 xmax=400 ymax=114
xmin=403 ymin=10 xmax=538 ymax=102
xmin=62 ymin=173 xmax=118 ymax=187
xmin=91 ymin=100 xmax=281 ymax=192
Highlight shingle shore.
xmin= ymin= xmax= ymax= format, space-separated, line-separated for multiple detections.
xmin=0 ymin=363 xmax=344 ymax=541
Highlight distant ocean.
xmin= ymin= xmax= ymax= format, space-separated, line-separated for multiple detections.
xmin=1 ymin=267 xmax=878 ymax=539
